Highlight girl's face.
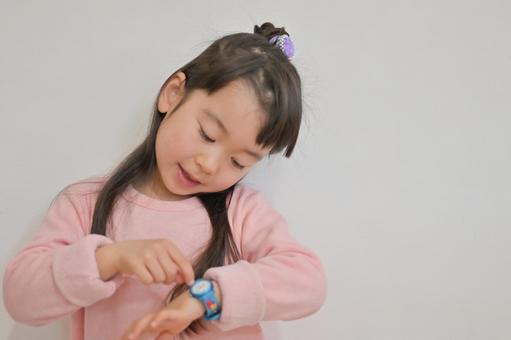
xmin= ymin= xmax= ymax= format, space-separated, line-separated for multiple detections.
xmin=142 ymin=72 xmax=271 ymax=201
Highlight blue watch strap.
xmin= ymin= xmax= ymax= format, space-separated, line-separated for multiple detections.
xmin=189 ymin=279 xmax=221 ymax=320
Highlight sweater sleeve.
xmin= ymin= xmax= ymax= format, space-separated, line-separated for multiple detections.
xmin=203 ymin=186 xmax=327 ymax=331
xmin=2 ymin=185 xmax=125 ymax=326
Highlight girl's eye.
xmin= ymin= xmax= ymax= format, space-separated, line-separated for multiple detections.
xmin=199 ymin=127 xmax=215 ymax=143
xmin=231 ymin=158 xmax=246 ymax=170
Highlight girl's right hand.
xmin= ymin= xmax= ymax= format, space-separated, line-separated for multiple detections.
xmin=108 ymin=239 xmax=195 ymax=286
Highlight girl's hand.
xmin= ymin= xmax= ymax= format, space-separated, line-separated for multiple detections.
xmin=120 ymin=289 xmax=205 ymax=340
xmin=112 ymin=239 xmax=195 ymax=285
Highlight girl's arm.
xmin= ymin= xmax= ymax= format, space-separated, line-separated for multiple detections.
xmin=2 ymin=185 xmax=125 ymax=326
xmin=203 ymin=186 xmax=327 ymax=331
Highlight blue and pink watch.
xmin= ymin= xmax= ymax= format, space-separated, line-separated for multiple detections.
xmin=189 ymin=279 xmax=221 ymax=320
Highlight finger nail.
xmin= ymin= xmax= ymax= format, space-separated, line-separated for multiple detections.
xmin=151 ymin=321 xmax=158 ymax=327
xmin=187 ymin=280 xmax=194 ymax=286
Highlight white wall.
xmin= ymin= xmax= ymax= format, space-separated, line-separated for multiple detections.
xmin=1 ymin=0 xmax=510 ymax=339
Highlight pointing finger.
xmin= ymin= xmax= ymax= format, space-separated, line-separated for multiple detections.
xmin=165 ymin=246 xmax=194 ymax=285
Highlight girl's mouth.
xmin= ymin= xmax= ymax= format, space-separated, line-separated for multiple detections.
xmin=177 ymin=165 xmax=201 ymax=187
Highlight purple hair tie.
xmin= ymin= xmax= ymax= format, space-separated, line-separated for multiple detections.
xmin=269 ymin=34 xmax=295 ymax=59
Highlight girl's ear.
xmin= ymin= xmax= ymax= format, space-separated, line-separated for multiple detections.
xmin=157 ymin=71 xmax=187 ymax=114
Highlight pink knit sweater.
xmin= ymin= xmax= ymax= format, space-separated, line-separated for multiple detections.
xmin=3 ymin=177 xmax=326 ymax=340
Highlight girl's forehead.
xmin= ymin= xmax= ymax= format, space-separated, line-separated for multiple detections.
xmin=198 ymin=80 xmax=266 ymax=126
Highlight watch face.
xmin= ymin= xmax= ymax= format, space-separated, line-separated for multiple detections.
xmin=191 ymin=279 xmax=212 ymax=295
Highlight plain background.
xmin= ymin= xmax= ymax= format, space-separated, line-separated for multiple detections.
xmin=1 ymin=0 xmax=510 ymax=339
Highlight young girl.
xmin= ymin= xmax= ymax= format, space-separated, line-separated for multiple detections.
xmin=3 ymin=22 xmax=327 ymax=340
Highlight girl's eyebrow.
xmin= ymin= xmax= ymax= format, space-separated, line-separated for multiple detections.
xmin=203 ymin=109 xmax=229 ymax=135
xmin=202 ymin=109 xmax=263 ymax=160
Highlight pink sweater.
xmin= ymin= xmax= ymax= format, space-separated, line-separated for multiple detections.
xmin=3 ymin=177 xmax=326 ymax=340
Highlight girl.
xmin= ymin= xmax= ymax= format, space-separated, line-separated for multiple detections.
xmin=3 ymin=22 xmax=327 ymax=340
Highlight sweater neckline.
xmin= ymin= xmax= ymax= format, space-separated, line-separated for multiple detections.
xmin=122 ymin=183 xmax=203 ymax=211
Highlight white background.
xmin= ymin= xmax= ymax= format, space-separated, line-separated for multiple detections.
xmin=1 ymin=0 xmax=510 ymax=339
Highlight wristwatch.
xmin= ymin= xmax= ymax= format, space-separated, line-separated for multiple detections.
xmin=189 ymin=279 xmax=221 ymax=320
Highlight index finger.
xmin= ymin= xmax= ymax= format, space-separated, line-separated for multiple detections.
xmin=164 ymin=245 xmax=195 ymax=285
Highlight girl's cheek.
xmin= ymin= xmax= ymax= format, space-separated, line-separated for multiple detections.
xmin=222 ymin=172 xmax=242 ymax=188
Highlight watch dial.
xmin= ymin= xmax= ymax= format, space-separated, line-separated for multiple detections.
xmin=191 ymin=280 xmax=212 ymax=295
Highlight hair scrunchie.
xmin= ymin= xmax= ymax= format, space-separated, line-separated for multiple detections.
xmin=269 ymin=34 xmax=295 ymax=59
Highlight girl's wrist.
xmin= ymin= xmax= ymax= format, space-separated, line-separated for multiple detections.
xmin=95 ymin=243 xmax=119 ymax=281
xmin=184 ymin=290 xmax=207 ymax=320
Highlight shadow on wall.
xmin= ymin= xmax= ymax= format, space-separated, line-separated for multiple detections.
xmin=262 ymin=321 xmax=283 ymax=340
xmin=7 ymin=319 xmax=69 ymax=340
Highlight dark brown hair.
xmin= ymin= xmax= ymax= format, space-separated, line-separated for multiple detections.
xmin=90 ymin=22 xmax=302 ymax=335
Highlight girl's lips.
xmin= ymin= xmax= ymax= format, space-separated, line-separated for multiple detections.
xmin=177 ymin=165 xmax=201 ymax=187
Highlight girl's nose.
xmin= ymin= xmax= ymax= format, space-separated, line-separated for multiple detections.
xmin=195 ymin=152 xmax=221 ymax=175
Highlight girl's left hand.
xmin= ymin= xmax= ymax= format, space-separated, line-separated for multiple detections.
xmin=121 ymin=289 xmax=205 ymax=340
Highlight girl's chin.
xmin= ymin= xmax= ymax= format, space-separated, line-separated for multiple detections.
xmin=151 ymin=177 xmax=195 ymax=201
xmin=159 ymin=187 xmax=195 ymax=201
